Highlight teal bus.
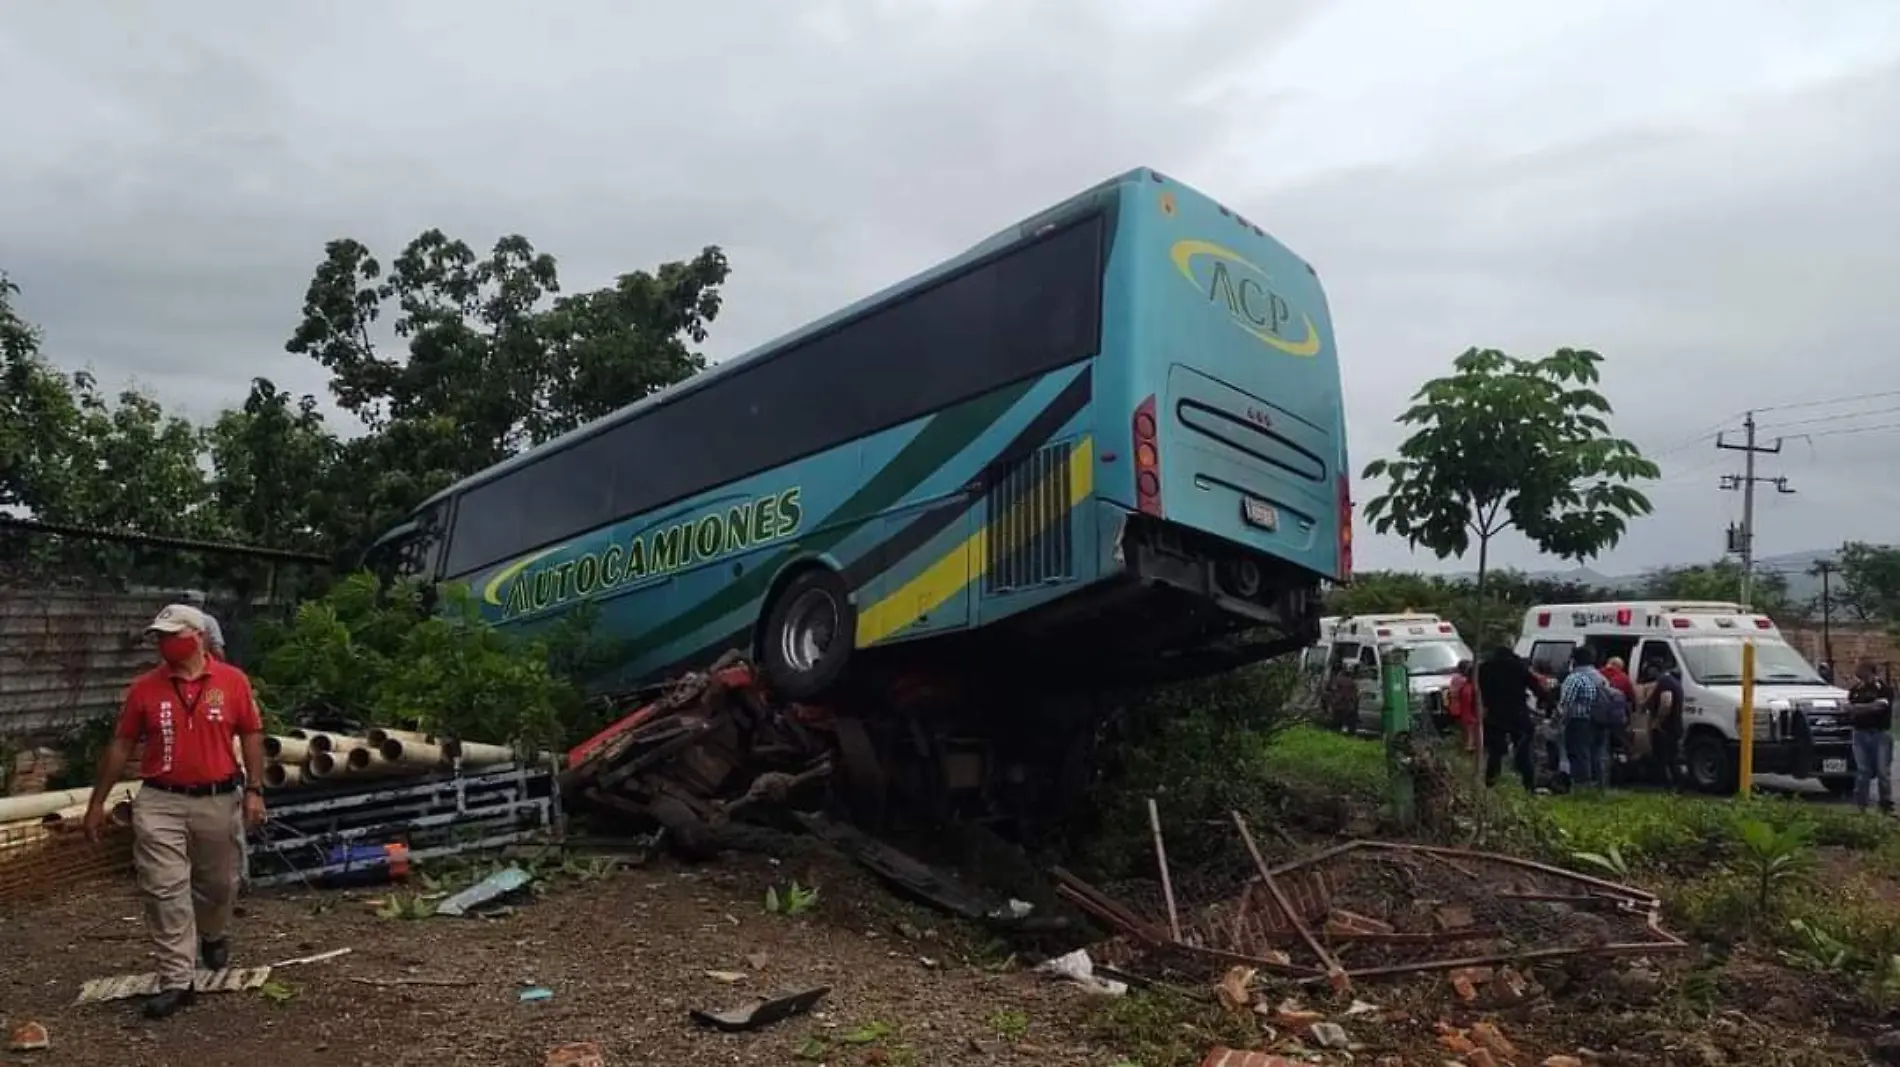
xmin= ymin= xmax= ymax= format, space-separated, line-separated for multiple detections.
xmin=365 ymin=167 xmax=1350 ymax=702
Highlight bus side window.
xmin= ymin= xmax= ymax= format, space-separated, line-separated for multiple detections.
xmin=1528 ymin=640 xmax=1575 ymax=677
xmin=1328 ymin=642 xmax=1360 ymax=671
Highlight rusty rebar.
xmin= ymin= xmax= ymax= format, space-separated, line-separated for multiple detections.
xmin=1231 ymin=811 xmax=1349 ymax=991
xmin=1146 ymin=798 xmax=1182 ymax=942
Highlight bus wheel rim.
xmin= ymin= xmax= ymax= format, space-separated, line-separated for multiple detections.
xmin=780 ymin=589 xmax=839 ymax=673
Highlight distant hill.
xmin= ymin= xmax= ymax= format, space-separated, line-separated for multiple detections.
xmin=1445 ymin=548 xmax=1842 ymax=614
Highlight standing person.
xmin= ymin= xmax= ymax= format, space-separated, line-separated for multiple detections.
xmin=1324 ymin=660 xmax=1359 ymax=735
xmin=83 ymin=604 xmax=268 ymax=1019
xmin=1477 ymin=646 xmax=1538 ymax=789
xmin=1447 ymin=658 xmax=1479 ymax=754
xmin=1847 ymin=660 xmax=1895 ymax=815
xmin=1601 ymin=656 xmax=1642 ymax=771
xmin=1560 ymin=646 xmax=1610 ymax=790
xmin=1642 ymin=659 xmax=1686 ymax=787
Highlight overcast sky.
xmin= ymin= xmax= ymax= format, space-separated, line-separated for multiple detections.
xmin=4 ymin=0 xmax=1898 ymax=576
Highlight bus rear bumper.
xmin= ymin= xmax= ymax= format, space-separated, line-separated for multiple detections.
xmin=1104 ymin=505 xmax=1318 ymax=630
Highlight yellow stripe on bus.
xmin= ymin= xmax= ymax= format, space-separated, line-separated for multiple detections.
xmin=855 ymin=436 xmax=1095 ymax=647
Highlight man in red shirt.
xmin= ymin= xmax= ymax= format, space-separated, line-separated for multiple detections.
xmin=83 ymin=604 xmax=267 ymax=1019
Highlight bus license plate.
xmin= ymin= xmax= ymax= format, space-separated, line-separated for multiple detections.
xmin=1241 ymin=498 xmax=1278 ymax=531
xmin=1823 ymin=758 xmax=1848 ymax=774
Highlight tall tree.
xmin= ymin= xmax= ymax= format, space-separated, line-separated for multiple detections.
xmin=1834 ymin=542 xmax=1900 ymax=622
xmin=1359 ymin=347 xmax=1659 ymax=597
xmin=1639 ymin=561 xmax=1800 ymax=621
xmin=205 ymin=378 xmax=339 ymax=552
xmin=286 ymin=230 xmax=729 ymax=466
xmin=0 ymin=275 xmax=80 ymax=516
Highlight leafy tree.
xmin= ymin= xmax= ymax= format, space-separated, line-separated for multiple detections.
xmin=286 ymin=230 xmax=729 ymax=465
xmin=1833 ymin=542 xmax=1900 ymax=622
xmin=1360 ymin=347 xmax=1659 ymax=597
xmin=0 ymin=275 xmax=81 ymax=516
xmin=1639 ymin=561 xmax=1801 ymax=622
xmin=205 ymin=378 xmax=339 ymax=553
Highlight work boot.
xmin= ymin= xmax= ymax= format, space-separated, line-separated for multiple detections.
xmin=143 ymin=988 xmax=196 ymax=1020
xmin=200 ymin=937 xmax=230 ymax=970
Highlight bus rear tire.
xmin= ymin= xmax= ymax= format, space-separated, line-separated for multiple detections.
xmin=761 ymin=567 xmax=855 ymax=701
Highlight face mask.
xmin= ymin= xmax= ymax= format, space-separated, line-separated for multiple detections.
xmin=157 ymin=633 xmax=199 ymax=666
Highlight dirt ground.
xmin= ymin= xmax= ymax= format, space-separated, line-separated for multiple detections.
xmin=4 ymin=833 xmax=1892 ymax=1067
xmin=0 ymin=846 xmax=1107 ymax=1067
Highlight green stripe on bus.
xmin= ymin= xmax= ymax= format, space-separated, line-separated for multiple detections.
xmin=620 ymin=378 xmax=1037 ymax=659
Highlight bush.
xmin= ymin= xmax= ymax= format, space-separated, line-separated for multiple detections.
xmin=1078 ymin=659 xmax=1301 ymax=877
xmin=248 ymin=571 xmax=602 ymax=752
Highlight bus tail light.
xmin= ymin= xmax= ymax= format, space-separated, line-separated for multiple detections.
xmin=1337 ymin=474 xmax=1353 ymax=579
xmin=1134 ymin=395 xmax=1161 ymax=516
xmin=1671 ymin=617 xmax=1692 ymax=629
xmin=1754 ymin=617 xmax=1774 ymax=629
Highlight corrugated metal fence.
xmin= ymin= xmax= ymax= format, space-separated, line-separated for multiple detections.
xmin=0 ymin=587 xmax=201 ymax=737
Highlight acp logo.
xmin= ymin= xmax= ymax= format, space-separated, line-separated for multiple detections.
xmin=1169 ymin=239 xmax=1321 ymax=357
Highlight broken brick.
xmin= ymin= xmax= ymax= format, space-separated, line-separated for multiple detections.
xmin=545 ymin=1042 xmax=603 ymax=1067
xmin=1488 ymin=965 xmax=1531 ymax=1005
xmin=1200 ymin=1048 xmax=1298 ymax=1067
xmin=1543 ymin=1057 xmax=1585 ymax=1067
xmin=1440 ymin=1032 xmax=1479 ymax=1055
xmin=1470 ymin=1021 xmax=1520 ymax=1059
xmin=6 ymin=1022 xmax=48 ymax=1053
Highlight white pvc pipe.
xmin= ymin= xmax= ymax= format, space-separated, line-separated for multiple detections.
xmin=440 ymin=739 xmax=516 ymax=766
xmin=263 ymin=763 xmax=304 ymax=789
xmin=304 ymin=731 xmax=367 ymax=755
xmin=366 ymin=727 xmax=432 ymax=748
xmin=264 ymin=736 xmax=309 ymax=762
xmin=0 ymin=781 xmax=141 ymax=824
xmin=380 ymin=738 xmax=447 ymax=767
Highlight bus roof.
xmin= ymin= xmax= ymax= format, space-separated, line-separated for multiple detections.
xmin=414 ymin=167 xmax=1163 ymax=513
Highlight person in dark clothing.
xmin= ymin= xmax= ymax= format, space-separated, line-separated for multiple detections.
xmin=1477 ymin=645 xmax=1538 ymax=789
xmin=1641 ymin=659 xmax=1685 ymax=786
xmin=1847 ymin=661 xmax=1895 ymax=814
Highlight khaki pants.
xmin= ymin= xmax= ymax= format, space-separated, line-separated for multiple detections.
xmin=131 ymin=788 xmax=243 ymax=990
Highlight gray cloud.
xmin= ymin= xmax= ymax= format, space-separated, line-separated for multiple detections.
xmin=2 ymin=0 xmax=1897 ymax=574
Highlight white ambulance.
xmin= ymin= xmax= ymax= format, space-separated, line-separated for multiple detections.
xmin=1515 ymin=601 xmax=1853 ymax=795
xmin=1306 ymin=613 xmax=1474 ymax=734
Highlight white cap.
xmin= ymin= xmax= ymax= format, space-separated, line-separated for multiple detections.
xmin=147 ymin=604 xmax=210 ymax=635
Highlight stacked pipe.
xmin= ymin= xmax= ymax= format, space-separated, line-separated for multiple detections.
xmin=258 ymin=727 xmax=521 ymax=791
xmin=0 ymin=782 xmax=138 ymax=865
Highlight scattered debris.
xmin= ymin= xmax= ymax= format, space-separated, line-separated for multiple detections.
xmin=74 ymin=966 xmax=273 ymax=1004
xmin=5 ymin=1021 xmax=48 ymax=1052
xmin=1037 ymin=949 xmax=1128 ymax=996
xmin=688 ymin=985 xmax=830 ymax=1033
xmin=349 ymin=976 xmax=477 ymax=988
xmin=1200 ymin=1049 xmax=1298 ymax=1067
xmin=704 ymin=970 xmax=748 ymax=984
xmin=519 ymin=986 xmax=555 ymax=1002
xmin=1309 ymin=1020 xmax=1350 ymax=1048
xmin=1059 ymin=832 xmax=1685 ymax=987
xmin=545 ymin=1042 xmax=605 ymax=1067
xmin=436 ymin=864 xmax=534 ymax=917
xmin=269 ymin=946 xmax=353 ymax=968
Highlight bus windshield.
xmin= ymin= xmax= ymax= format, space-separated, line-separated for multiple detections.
xmin=1392 ymin=639 xmax=1473 ymax=676
xmin=1676 ymin=638 xmax=1824 ymax=686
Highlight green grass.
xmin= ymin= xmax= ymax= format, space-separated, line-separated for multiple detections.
xmin=1258 ymin=725 xmax=1899 ymax=872
xmin=1257 ymin=724 xmax=1386 ymax=800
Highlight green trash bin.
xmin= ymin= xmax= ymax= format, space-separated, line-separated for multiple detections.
xmin=1380 ymin=647 xmax=1416 ymax=829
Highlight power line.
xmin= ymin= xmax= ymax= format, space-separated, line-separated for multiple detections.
xmin=1754 ymin=388 xmax=1900 ymax=415
xmin=1757 ymin=403 xmax=1900 ymax=432
xmin=1804 ymin=422 xmax=1900 ymax=440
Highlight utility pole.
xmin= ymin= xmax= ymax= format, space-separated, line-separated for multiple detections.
xmin=1718 ymin=411 xmax=1794 ymax=608
xmin=1812 ymin=559 xmax=1837 ymax=669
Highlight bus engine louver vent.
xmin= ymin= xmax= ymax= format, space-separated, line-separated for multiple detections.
xmin=983 ymin=440 xmax=1075 ymax=595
